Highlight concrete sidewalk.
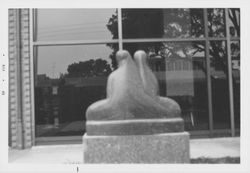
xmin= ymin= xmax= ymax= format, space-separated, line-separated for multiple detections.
xmin=8 ymin=137 xmax=240 ymax=164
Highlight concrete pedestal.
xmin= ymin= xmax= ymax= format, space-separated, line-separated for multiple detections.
xmin=83 ymin=132 xmax=190 ymax=163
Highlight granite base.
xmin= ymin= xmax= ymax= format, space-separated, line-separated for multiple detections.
xmin=83 ymin=132 xmax=190 ymax=163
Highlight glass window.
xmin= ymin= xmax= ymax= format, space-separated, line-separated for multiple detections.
xmin=33 ymin=8 xmax=241 ymax=138
xmin=207 ymin=9 xmax=226 ymax=37
xmin=121 ymin=9 xmax=204 ymax=39
xmin=228 ymin=9 xmax=240 ymax=38
xmin=209 ymin=41 xmax=231 ymax=129
xmin=35 ymin=44 xmax=117 ymax=137
xmin=36 ymin=9 xmax=118 ymax=41
xmin=123 ymin=41 xmax=209 ymax=131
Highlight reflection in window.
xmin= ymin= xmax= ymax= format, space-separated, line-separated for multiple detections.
xmin=228 ymin=9 xmax=240 ymax=37
xmin=33 ymin=8 xmax=241 ymax=138
xmin=163 ymin=9 xmax=204 ymax=38
xmin=119 ymin=9 xmax=204 ymax=39
xmin=121 ymin=9 xmax=164 ymax=39
xmin=209 ymin=41 xmax=230 ymax=129
xmin=123 ymin=41 xmax=208 ymax=131
xmin=36 ymin=9 xmax=118 ymax=41
xmin=207 ymin=9 xmax=226 ymax=37
xmin=35 ymin=44 xmax=117 ymax=137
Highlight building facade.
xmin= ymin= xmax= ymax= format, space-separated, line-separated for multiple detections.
xmin=9 ymin=8 xmax=240 ymax=149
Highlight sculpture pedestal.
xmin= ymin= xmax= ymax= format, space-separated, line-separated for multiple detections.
xmin=83 ymin=132 xmax=190 ymax=163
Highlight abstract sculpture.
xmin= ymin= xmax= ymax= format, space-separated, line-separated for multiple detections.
xmin=86 ymin=50 xmax=181 ymax=121
xmin=85 ymin=50 xmax=185 ymax=136
xmin=83 ymin=50 xmax=190 ymax=163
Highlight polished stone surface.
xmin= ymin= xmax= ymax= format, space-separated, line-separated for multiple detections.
xmin=86 ymin=50 xmax=181 ymax=123
xmin=83 ymin=132 xmax=190 ymax=163
xmin=86 ymin=118 xmax=184 ymax=136
xmin=134 ymin=50 xmax=181 ymax=117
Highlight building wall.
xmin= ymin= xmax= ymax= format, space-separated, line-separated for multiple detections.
xmin=8 ymin=8 xmax=239 ymax=149
xmin=9 ymin=9 xmax=33 ymax=149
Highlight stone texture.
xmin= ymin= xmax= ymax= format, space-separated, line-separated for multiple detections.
xmin=83 ymin=132 xmax=190 ymax=163
xmin=83 ymin=50 xmax=189 ymax=163
xmin=9 ymin=9 xmax=33 ymax=149
xmin=86 ymin=118 xmax=184 ymax=136
xmin=86 ymin=50 xmax=181 ymax=123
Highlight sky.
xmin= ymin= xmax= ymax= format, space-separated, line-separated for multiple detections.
xmin=36 ymin=9 xmax=117 ymax=78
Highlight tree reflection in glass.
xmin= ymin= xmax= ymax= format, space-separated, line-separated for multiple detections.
xmin=35 ymin=45 xmax=116 ymax=137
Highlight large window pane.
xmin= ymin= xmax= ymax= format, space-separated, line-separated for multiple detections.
xmin=36 ymin=9 xmax=118 ymax=41
xmin=121 ymin=9 xmax=204 ymax=39
xmin=35 ymin=44 xmax=117 ymax=137
xmin=209 ymin=41 xmax=230 ymax=129
xmin=123 ymin=41 xmax=209 ymax=131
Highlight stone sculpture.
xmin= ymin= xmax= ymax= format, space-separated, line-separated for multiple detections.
xmin=83 ymin=50 xmax=190 ymax=163
xmin=85 ymin=50 xmax=184 ymax=136
xmin=133 ymin=50 xmax=181 ymax=117
xmin=86 ymin=50 xmax=181 ymax=121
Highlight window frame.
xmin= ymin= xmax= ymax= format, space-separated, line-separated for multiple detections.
xmin=30 ymin=8 xmax=240 ymax=144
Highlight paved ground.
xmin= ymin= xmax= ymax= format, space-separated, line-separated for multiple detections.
xmin=8 ymin=137 xmax=240 ymax=164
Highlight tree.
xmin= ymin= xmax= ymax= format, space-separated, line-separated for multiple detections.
xmin=66 ymin=58 xmax=112 ymax=78
xmin=106 ymin=9 xmax=164 ymax=69
xmin=106 ymin=8 xmax=240 ymax=77
xmin=228 ymin=9 xmax=240 ymax=37
xmin=106 ymin=9 xmax=205 ymax=69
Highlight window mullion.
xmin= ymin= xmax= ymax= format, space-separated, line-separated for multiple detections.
xmin=204 ymin=8 xmax=214 ymax=137
xmin=118 ymin=8 xmax=123 ymax=50
xmin=225 ymin=8 xmax=235 ymax=137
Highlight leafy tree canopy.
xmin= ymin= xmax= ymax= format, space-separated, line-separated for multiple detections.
xmin=66 ymin=58 xmax=112 ymax=78
xmin=106 ymin=8 xmax=240 ymax=75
